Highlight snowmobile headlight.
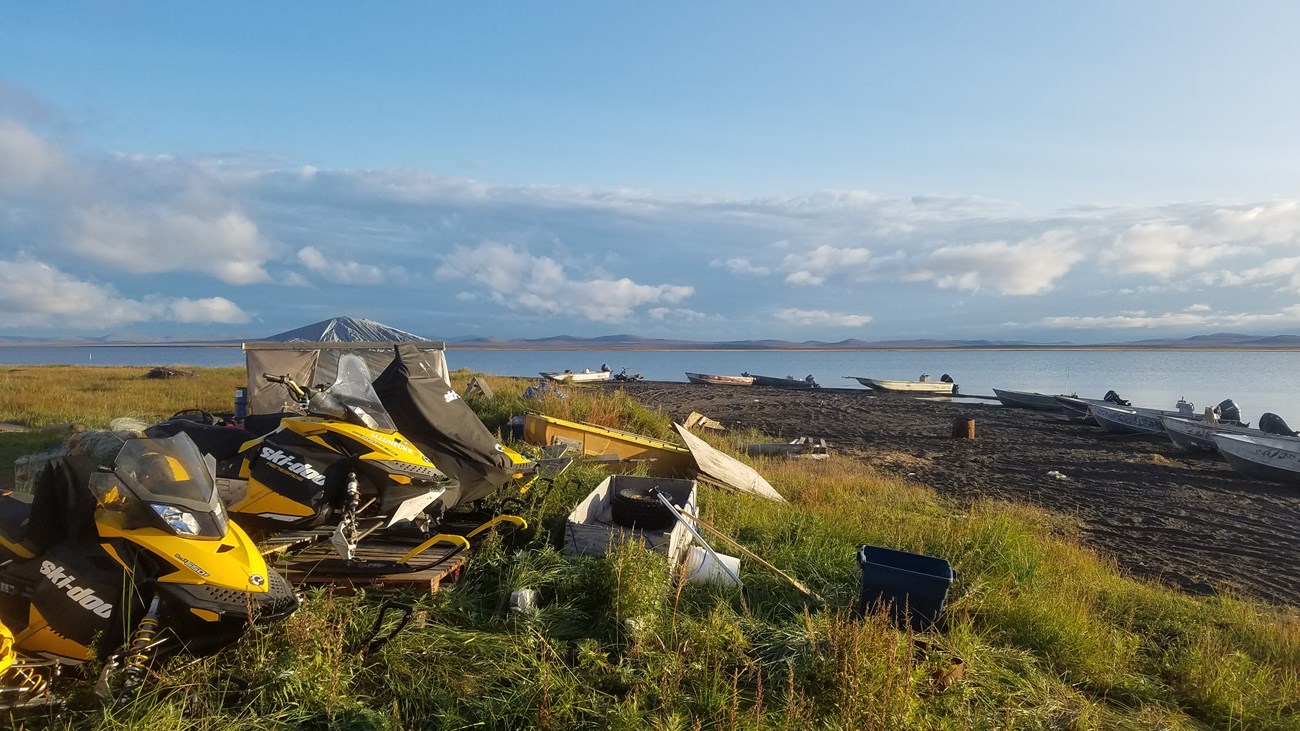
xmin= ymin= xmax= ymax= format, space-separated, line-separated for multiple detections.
xmin=151 ymin=504 xmax=201 ymax=535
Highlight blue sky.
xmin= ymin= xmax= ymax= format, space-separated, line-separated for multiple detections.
xmin=4 ymin=2 xmax=1300 ymax=343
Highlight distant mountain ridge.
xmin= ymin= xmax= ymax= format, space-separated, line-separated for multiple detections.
xmin=4 ymin=320 xmax=1300 ymax=351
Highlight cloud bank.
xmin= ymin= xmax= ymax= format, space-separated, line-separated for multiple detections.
xmin=5 ymin=103 xmax=1300 ymax=340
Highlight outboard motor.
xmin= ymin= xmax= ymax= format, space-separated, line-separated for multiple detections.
xmin=940 ymin=374 xmax=958 ymax=394
xmin=1103 ymin=390 xmax=1130 ymax=406
xmin=1216 ymin=399 xmax=1242 ymax=424
xmin=1258 ymin=412 xmax=1298 ymax=436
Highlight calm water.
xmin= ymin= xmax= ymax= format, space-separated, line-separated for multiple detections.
xmin=4 ymin=346 xmax=1299 ymax=422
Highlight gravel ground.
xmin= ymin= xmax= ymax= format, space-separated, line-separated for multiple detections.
xmin=612 ymin=380 xmax=1300 ymax=606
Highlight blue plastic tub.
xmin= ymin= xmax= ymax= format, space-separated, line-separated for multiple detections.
xmin=856 ymin=544 xmax=954 ymax=631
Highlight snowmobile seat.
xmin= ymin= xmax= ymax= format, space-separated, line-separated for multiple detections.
xmin=145 ymin=420 xmax=255 ymax=462
xmin=0 ymin=491 xmax=34 ymax=556
xmin=1 ymin=456 xmax=100 ymax=557
xmin=242 ymin=412 xmax=297 ymax=438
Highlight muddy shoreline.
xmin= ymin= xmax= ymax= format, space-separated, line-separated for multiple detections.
xmin=612 ymin=381 xmax=1300 ymax=606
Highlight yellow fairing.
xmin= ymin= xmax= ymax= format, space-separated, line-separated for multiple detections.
xmin=97 ymin=521 xmax=271 ymax=594
xmin=0 ymin=621 xmax=15 ymax=675
xmin=15 ymin=606 xmax=91 ymax=663
xmin=281 ymin=418 xmax=435 ymax=466
xmin=230 ymin=489 xmax=317 ymax=519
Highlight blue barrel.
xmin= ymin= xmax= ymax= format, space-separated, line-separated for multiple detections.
xmin=856 ymin=544 xmax=954 ymax=631
xmin=234 ymin=387 xmax=249 ymax=421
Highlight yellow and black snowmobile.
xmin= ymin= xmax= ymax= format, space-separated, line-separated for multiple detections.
xmin=150 ymin=351 xmax=529 ymax=566
xmin=0 ymin=432 xmax=298 ymax=697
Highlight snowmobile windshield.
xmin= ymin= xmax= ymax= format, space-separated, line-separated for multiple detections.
xmin=310 ymin=354 xmax=396 ymax=433
xmin=89 ymin=434 xmax=228 ymax=539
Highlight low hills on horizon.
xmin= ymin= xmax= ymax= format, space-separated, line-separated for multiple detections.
xmin=4 ymin=316 xmax=1300 ymax=350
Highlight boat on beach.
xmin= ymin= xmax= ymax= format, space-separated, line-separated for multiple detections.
xmin=744 ymin=373 xmax=819 ymax=389
xmin=846 ymin=374 xmax=955 ymax=394
xmin=1086 ymin=398 xmax=1200 ymax=435
xmin=993 ymin=388 xmax=1066 ymax=411
xmin=540 ymin=368 xmax=613 ymax=384
xmin=685 ymin=372 xmax=755 ymax=386
xmin=1161 ymin=415 xmax=1258 ymax=451
xmin=1055 ymin=395 xmax=1097 ymax=423
xmin=1213 ymin=432 xmax=1300 ymax=485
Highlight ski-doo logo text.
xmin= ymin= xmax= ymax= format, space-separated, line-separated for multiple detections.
xmin=260 ymin=447 xmax=327 ymax=485
xmin=40 ymin=561 xmax=113 ymax=619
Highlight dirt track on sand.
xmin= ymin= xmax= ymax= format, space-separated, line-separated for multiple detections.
xmin=612 ymin=381 xmax=1300 ymax=606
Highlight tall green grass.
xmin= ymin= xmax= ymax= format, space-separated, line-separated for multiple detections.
xmin=2 ymin=368 xmax=1297 ymax=730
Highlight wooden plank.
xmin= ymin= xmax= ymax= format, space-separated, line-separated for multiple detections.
xmin=673 ymin=423 xmax=787 ymax=503
xmin=275 ymin=539 xmax=468 ymax=595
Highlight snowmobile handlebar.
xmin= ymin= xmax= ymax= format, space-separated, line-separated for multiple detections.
xmin=263 ymin=373 xmax=308 ymax=400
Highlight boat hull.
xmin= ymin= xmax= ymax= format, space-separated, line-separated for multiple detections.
xmin=993 ymin=388 xmax=1064 ymax=411
xmin=1087 ymin=403 xmax=1167 ymax=435
xmin=1055 ymin=395 xmax=1096 ymax=423
xmin=540 ymin=371 xmax=612 ymax=384
xmin=1214 ymin=433 xmax=1300 ymax=485
xmin=849 ymin=377 xmax=954 ymax=394
xmin=1161 ymin=416 xmax=1257 ymax=452
xmin=748 ymin=374 xmax=819 ymax=389
xmin=685 ymin=372 xmax=754 ymax=386
xmin=523 ymin=413 xmax=695 ymax=476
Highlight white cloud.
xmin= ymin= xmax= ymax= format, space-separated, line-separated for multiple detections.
xmin=1102 ymin=202 xmax=1300 ymax=278
xmin=1038 ymin=305 xmax=1300 ymax=329
xmin=0 ymin=259 xmax=249 ymax=327
xmin=647 ymin=307 xmax=711 ymax=321
xmin=72 ymin=205 xmax=270 ymax=285
xmin=783 ymin=245 xmax=871 ymax=287
xmin=1198 ymin=256 xmax=1300 ymax=292
xmin=1186 ymin=303 xmax=1211 ymax=312
xmin=774 ymin=308 xmax=872 ymax=327
xmin=435 ymin=242 xmax=693 ymax=323
xmin=910 ymin=230 xmax=1083 ymax=295
xmin=715 ymin=257 xmax=770 ymax=276
xmin=167 ymin=296 xmax=251 ymax=324
xmin=296 ymin=246 xmax=388 ymax=285
xmin=0 ymin=119 xmax=64 ymax=193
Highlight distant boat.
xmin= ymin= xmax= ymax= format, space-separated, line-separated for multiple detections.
xmin=745 ymin=373 xmax=819 ymax=389
xmin=993 ymin=388 xmax=1066 ymax=411
xmin=846 ymin=374 xmax=954 ymax=394
xmin=685 ymin=372 xmax=755 ymax=386
xmin=540 ymin=369 xmax=613 ymax=384
xmin=1213 ymin=432 xmax=1300 ymax=485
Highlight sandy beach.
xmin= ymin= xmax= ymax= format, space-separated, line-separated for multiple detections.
xmin=614 ymin=381 xmax=1300 ymax=607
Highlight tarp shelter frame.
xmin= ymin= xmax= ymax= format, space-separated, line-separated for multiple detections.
xmin=242 ymin=341 xmax=449 ymax=415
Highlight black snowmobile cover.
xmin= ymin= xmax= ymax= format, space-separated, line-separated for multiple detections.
xmin=372 ymin=343 xmax=515 ymax=510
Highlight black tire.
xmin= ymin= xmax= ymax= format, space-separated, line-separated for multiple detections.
xmin=610 ymin=485 xmax=678 ymax=530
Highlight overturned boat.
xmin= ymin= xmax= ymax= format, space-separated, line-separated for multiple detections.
xmin=523 ymin=413 xmax=695 ymax=476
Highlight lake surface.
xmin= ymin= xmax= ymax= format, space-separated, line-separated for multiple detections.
xmin=4 ymin=346 xmax=1298 ymax=422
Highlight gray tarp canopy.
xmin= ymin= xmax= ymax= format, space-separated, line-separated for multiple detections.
xmin=243 ymin=341 xmax=449 ymax=415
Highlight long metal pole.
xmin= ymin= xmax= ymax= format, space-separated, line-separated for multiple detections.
xmin=654 ymin=491 xmax=744 ymax=587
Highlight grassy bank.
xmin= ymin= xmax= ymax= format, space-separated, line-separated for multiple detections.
xmin=2 ymin=366 xmax=1298 ymax=730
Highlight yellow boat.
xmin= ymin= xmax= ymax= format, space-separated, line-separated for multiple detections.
xmin=523 ymin=413 xmax=695 ymax=476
